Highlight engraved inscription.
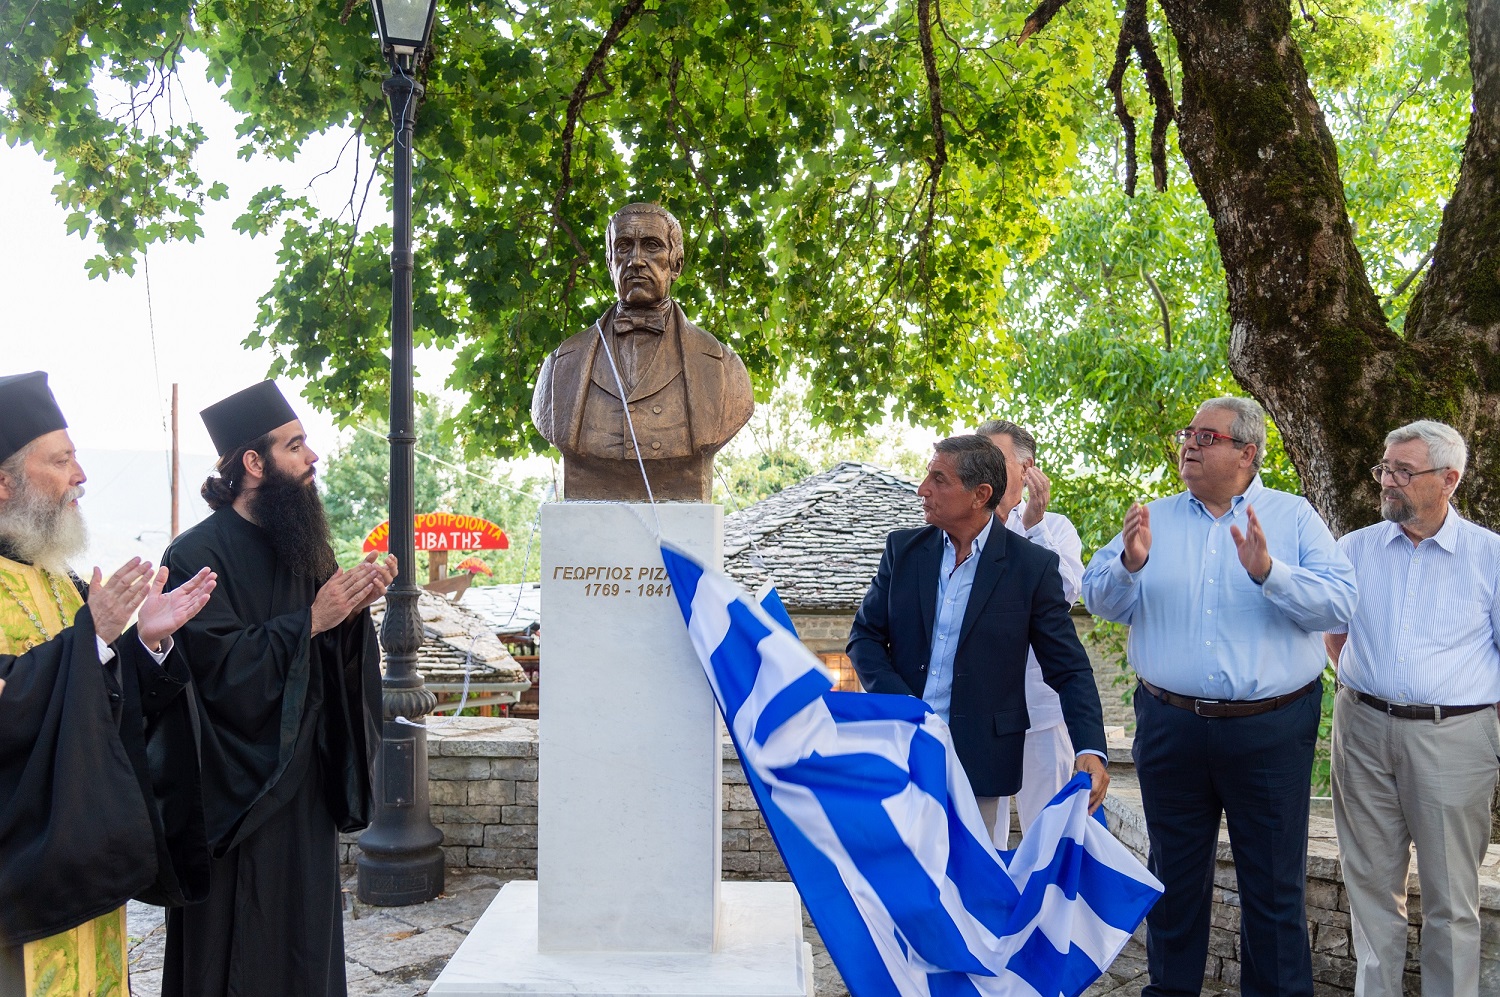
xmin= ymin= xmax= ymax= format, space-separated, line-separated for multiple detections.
xmin=553 ymin=564 xmax=675 ymax=599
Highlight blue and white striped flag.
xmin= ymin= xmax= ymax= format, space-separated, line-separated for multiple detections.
xmin=660 ymin=542 xmax=1161 ymax=997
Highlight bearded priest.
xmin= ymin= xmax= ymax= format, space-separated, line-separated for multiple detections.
xmin=0 ymin=371 xmax=217 ymax=997
xmin=160 ymin=380 xmax=394 ymax=997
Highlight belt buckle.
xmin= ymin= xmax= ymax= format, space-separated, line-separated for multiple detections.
xmin=1195 ymin=699 xmax=1221 ymax=716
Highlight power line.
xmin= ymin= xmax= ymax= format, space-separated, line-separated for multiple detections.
xmin=354 ymin=424 xmax=547 ymax=500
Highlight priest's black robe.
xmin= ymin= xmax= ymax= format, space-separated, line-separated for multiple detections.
xmin=0 ymin=601 xmax=208 ymax=993
xmin=160 ymin=506 xmax=381 ymax=997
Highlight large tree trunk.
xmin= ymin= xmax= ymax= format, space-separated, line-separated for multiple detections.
xmin=1154 ymin=0 xmax=1500 ymax=537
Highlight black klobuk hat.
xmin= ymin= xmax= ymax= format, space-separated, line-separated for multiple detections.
xmin=0 ymin=372 xmax=68 ymax=466
xmin=201 ymin=380 xmax=299 ymax=457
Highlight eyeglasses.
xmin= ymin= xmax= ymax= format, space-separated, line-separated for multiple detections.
xmin=1370 ymin=463 xmax=1447 ymax=487
xmin=1174 ymin=429 xmax=1245 ymax=448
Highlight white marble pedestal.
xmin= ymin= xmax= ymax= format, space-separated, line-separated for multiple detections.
xmin=429 ymin=504 xmax=811 ymax=997
xmin=427 ymin=881 xmax=813 ymax=997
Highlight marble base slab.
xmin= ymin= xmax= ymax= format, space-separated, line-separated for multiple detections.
xmin=427 ymin=881 xmax=813 ymax=997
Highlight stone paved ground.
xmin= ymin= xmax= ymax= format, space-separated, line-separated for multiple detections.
xmin=127 ymin=870 xmax=1235 ymax=996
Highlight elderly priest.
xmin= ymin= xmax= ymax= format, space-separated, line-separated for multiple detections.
xmin=0 ymin=371 xmax=216 ymax=997
xmin=161 ymin=380 xmax=394 ymax=997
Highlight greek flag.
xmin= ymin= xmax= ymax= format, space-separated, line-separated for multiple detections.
xmin=660 ymin=543 xmax=1161 ymax=997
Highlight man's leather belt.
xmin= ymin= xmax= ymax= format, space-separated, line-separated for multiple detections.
xmin=1348 ymin=689 xmax=1493 ymax=722
xmin=1139 ymin=677 xmax=1320 ymax=718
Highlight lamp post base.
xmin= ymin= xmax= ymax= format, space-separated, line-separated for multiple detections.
xmin=356 ymin=714 xmax=446 ymax=905
xmin=356 ymin=843 xmax=446 ymax=907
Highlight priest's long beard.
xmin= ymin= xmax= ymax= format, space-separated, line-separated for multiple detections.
xmin=0 ymin=480 xmax=88 ymax=575
xmin=249 ymin=463 xmax=339 ymax=579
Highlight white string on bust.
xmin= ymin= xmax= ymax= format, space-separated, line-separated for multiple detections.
xmin=592 ymin=321 xmax=663 ymax=538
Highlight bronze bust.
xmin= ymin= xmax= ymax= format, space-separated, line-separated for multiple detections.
xmin=530 ymin=203 xmax=754 ymax=502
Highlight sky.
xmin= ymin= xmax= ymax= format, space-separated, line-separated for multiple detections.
xmin=0 ymin=54 xmax=473 ymax=567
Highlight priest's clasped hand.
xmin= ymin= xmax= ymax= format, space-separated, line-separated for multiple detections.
xmin=351 ymin=552 xmax=398 ymax=617
xmin=138 ymin=566 xmax=217 ymax=651
xmin=309 ymin=552 xmax=398 ymax=636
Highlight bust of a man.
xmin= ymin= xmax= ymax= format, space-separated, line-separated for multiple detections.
xmin=530 ymin=203 xmax=754 ymax=501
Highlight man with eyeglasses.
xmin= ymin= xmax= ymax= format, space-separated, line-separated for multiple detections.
xmin=1082 ymin=395 xmax=1356 ymax=997
xmin=1324 ymin=420 xmax=1500 ymax=997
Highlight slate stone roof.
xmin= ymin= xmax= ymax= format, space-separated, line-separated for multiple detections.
xmin=370 ymin=591 xmax=529 ymax=685
xmin=723 ymin=461 xmax=925 ymax=612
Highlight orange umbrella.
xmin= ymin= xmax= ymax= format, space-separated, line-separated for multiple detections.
xmin=455 ymin=556 xmax=493 ymax=576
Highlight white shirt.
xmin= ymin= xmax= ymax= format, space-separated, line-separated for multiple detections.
xmin=1004 ymin=506 xmax=1084 ymax=731
xmin=1332 ymin=508 xmax=1500 ymax=705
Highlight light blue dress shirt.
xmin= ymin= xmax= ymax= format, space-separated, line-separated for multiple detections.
xmin=1082 ymin=476 xmax=1357 ymax=700
xmin=922 ymin=517 xmax=994 ymax=723
xmin=1330 ymin=508 xmax=1500 ymax=705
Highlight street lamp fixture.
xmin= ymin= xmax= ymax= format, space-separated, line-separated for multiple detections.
xmin=370 ymin=0 xmax=438 ymax=63
xmin=356 ymin=0 xmax=446 ymax=907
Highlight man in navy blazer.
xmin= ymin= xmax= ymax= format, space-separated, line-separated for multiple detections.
xmin=849 ymin=435 xmax=1109 ymax=826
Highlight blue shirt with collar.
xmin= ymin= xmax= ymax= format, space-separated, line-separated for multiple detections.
xmin=1331 ymin=507 xmax=1500 ymax=705
xmin=1082 ymin=475 xmax=1357 ymax=700
xmin=922 ymin=516 xmax=994 ymax=723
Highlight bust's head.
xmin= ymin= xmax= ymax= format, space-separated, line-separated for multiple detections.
xmin=606 ymin=203 xmax=685 ymax=307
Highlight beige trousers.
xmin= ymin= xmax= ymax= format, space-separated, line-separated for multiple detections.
xmin=1331 ymin=687 xmax=1500 ymax=997
xmin=975 ymin=723 xmax=1076 ymax=849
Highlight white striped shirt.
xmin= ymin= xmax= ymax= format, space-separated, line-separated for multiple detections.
xmin=1332 ymin=507 xmax=1500 ymax=705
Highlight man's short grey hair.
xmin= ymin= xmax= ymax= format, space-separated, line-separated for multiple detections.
xmin=1200 ymin=396 xmax=1267 ymax=469
xmin=975 ymin=419 xmax=1037 ymax=462
xmin=933 ymin=435 xmax=1006 ymax=510
xmin=1386 ymin=419 xmax=1468 ymax=479
xmin=607 ymin=203 xmax=684 ymax=262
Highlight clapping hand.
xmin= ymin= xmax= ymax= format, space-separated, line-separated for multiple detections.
xmin=1120 ymin=502 xmax=1152 ymax=573
xmin=349 ymin=552 xmax=399 ymax=617
xmin=138 ymin=566 xmax=217 ymax=651
xmin=1230 ymin=505 xmax=1272 ymax=583
xmin=88 ymin=558 xmax=158 ymax=644
xmin=310 ymin=553 xmax=399 ymax=635
xmin=1019 ymin=464 xmax=1053 ymax=530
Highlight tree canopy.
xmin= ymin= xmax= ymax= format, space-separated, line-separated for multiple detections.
xmin=4 ymin=0 xmax=1493 ymax=539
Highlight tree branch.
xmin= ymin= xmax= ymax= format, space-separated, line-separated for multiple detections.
xmin=1128 ymin=0 xmax=1177 ymax=192
xmin=1140 ymin=264 xmax=1172 ymax=351
xmin=1018 ymin=0 xmax=1073 ymax=45
xmin=916 ymin=0 xmax=948 ymax=247
xmin=1105 ymin=5 xmax=1138 ymax=196
xmin=550 ymin=0 xmax=648 ymax=255
xmin=1384 ymin=247 xmax=1434 ymax=305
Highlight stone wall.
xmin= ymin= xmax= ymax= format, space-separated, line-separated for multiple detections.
xmin=340 ymin=718 xmax=788 ymax=882
xmin=787 ymin=612 xmax=855 ymax=646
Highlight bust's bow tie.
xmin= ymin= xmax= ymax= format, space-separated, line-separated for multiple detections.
xmin=613 ymin=303 xmax=670 ymax=334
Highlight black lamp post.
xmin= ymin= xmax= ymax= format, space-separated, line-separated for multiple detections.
xmin=357 ymin=0 xmax=445 ymax=907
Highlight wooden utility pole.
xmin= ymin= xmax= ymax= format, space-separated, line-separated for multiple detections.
xmin=170 ymin=383 xmax=180 ymax=539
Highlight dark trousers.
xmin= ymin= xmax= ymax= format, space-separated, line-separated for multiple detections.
xmin=1133 ymin=679 xmax=1320 ymax=997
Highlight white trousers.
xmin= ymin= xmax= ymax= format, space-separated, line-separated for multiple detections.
xmin=1332 ymin=687 xmax=1500 ymax=997
xmin=975 ymin=722 xmax=1075 ymax=850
